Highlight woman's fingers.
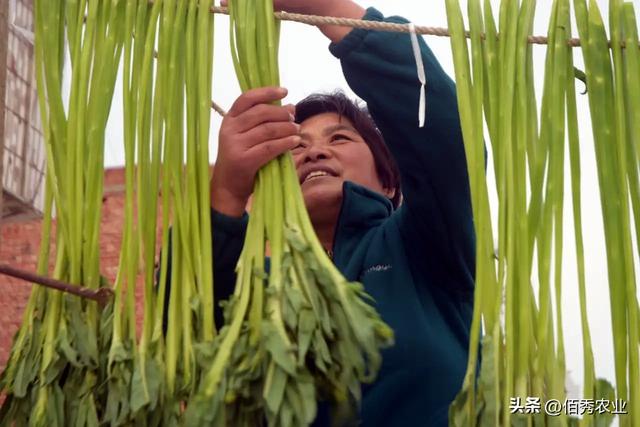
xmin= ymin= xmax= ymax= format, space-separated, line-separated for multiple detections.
xmin=233 ymin=103 xmax=295 ymax=134
xmin=227 ymin=86 xmax=288 ymax=117
xmin=212 ymin=86 xmax=298 ymax=213
xmin=242 ymin=121 xmax=300 ymax=148
xmin=246 ymin=135 xmax=301 ymax=169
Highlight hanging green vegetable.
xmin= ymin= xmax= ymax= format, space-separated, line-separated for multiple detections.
xmin=185 ymin=1 xmax=393 ymax=426
xmin=447 ymin=0 xmax=639 ymax=426
xmin=1 ymin=0 xmax=217 ymax=425
xmin=0 ymin=0 xmax=125 ymax=425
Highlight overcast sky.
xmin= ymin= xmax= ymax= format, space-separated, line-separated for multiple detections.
xmin=100 ymin=0 xmax=640 ymax=400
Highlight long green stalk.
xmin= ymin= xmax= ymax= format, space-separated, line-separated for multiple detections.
xmin=574 ymin=3 xmax=629 ymax=422
xmin=187 ymin=2 xmax=392 ymax=425
xmin=447 ymin=1 xmax=637 ymax=426
xmin=564 ymin=11 xmax=596 ymax=426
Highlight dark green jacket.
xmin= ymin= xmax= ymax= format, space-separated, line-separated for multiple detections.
xmin=206 ymin=8 xmax=475 ymax=427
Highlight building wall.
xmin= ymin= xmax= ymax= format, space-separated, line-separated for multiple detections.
xmin=2 ymin=0 xmax=46 ymax=220
xmin=0 ymin=168 xmax=138 ymax=372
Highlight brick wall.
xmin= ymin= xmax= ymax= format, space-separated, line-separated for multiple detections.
xmin=0 ymin=217 xmax=43 ymax=371
xmin=0 ymin=167 xmax=136 ymax=371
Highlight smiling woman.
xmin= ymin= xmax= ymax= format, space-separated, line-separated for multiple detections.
xmin=205 ymin=1 xmax=475 ymax=426
xmin=293 ymin=92 xmax=401 ymax=206
xmin=291 ymin=92 xmax=401 ymax=250
xmin=184 ymin=0 xmax=397 ymax=424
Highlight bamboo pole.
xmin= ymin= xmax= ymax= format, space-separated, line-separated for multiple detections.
xmin=0 ymin=264 xmax=114 ymax=305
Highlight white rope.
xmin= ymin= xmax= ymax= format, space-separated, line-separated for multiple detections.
xmin=9 ymin=18 xmax=34 ymax=45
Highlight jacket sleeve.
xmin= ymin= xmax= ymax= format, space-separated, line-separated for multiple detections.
xmin=329 ymin=8 xmax=475 ymax=297
xmin=160 ymin=209 xmax=248 ymax=332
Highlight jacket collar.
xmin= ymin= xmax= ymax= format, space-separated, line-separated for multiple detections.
xmin=332 ymin=181 xmax=394 ymax=263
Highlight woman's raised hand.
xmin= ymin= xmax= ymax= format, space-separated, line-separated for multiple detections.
xmin=210 ymin=87 xmax=300 ymax=217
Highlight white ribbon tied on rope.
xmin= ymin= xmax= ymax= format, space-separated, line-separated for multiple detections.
xmin=408 ymin=23 xmax=426 ymax=128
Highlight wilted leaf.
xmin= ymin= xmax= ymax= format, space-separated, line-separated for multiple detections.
xmin=262 ymin=323 xmax=296 ymax=375
xmin=194 ymin=341 xmax=219 ymax=372
xmin=297 ymin=309 xmax=316 ymax=364
xmin=281 ymin=290 xmax=297 ymax=331
xmin=43 ymin=352 xmax=67 ymax=386
xmin=130 ymin=361 xmax=150 ymax=413
xmin=12 ymin=359 xmax=29 ymax=398
xmin=284 ymin=226 xmax=308 ymax=252
xmin=264 ymin=363 xmax=288 ymax=414
xmin=296 ymin=373 xmax=317 ymax=423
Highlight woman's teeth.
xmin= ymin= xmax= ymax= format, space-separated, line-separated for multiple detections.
xmin=304 ymin=171 xmax=329 ymax=183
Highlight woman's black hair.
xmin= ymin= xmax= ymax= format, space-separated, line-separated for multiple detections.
xmin=294 ymin=91 xmax=402 ymax=208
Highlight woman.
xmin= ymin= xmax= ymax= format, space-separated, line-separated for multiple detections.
xmin=210 ymin=1 xmax=476 ymax=425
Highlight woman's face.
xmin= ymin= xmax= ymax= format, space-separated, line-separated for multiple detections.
xmin=292 ymin=112 xmax=391 ymax=216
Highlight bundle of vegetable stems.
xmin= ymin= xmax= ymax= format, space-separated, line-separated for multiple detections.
xmin=184 ymin=0 xmax=393 ymax=425
xmin=0 ymin=0 xmax=392 ymax=425
xmin=1 ymin=0 xmax=639 ymax=426
xmin=0 ymin=0 xmax=219 ymax=424
xmin=445 ymin=0 xmax=640 ymax=426
xmin=0 ymin=0 xmax=125 ymax=424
